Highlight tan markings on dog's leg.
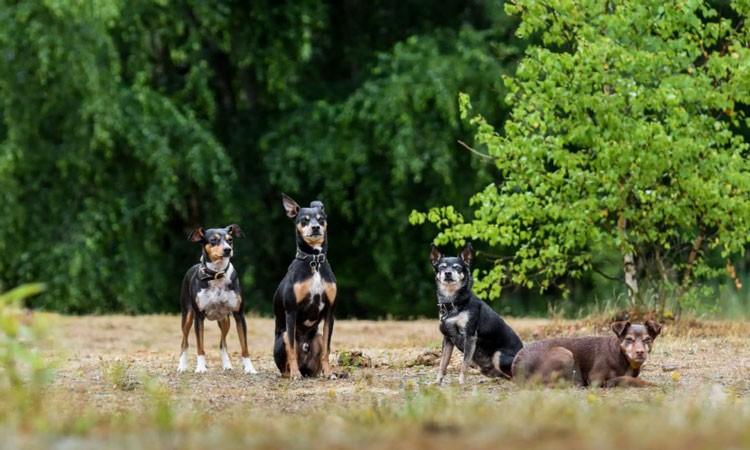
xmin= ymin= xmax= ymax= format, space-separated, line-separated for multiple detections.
xmin=310 ymin=333 xmax=324 ymax=377
xmin=218 ymin=316 xmax=230 ymax=348
xmin=234 ymin=316 xmax=250 ymax=358
xmin=293 ymin=279 xmax=312 ymax=304
xmin=283 ymin=332 xmax=300 ymax=378
xmin=323 ymin=282 xmax=337 ymax=305
xmin=218 ymin=316 xmax=232 ymax=370
xmin=436 ymin=339 xmax=454 ymax=384
xmin=196 ymin=319 xmax=205 ymax=356
xmin=178 ymin=310 xmax=194 ymax=371
xmin=320 ymin=320 xmax=333 ymax=378
xmin=181 ymin=310 xmax=193 ymax=354
xmin=195 ymin=317 xmax=208 ymax=373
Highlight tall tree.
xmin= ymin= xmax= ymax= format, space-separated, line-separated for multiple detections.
xmin=413 ymin=0 xmax=750 ymax=317
xmin=0 ymin=0 xmax=238 ymax=312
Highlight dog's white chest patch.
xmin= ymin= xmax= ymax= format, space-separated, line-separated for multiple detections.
xmin=310 ymin=272 xmax=325 ymax=308
xmin=444 ymin=310 xmax=470 ymax=329
xmin=197 ymin=272 xmax=239 ymax=320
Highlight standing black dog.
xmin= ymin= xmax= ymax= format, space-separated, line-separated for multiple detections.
xmin=430 ymin=242 xmax=523 ymax=384
xmin=178 ymin=224 xmax=256 ymax=374
xmin=273 ymin=194 xmax=337 ymax=379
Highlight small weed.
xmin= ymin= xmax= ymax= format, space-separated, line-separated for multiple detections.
xmin=104 ymin=359 xmax=139 ymax=391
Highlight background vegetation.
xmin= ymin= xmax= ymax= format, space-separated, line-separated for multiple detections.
xmin=1 ymin=0 xmax=749 ymax=318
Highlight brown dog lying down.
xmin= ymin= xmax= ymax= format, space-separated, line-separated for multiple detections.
xmin=511 ymin=321 xmax=662 ymax=387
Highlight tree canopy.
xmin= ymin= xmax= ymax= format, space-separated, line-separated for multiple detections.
xmin=413 ymin=0 xmax=750 ymax=316
xmin=0 ymin=0 xmax=525 ymax=317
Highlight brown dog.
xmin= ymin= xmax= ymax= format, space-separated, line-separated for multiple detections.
xmin=511 ymin=320 xmax=662 ymax=387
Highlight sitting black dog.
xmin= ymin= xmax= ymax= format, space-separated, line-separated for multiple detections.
xmin=430 ymin=243 xmax=523 ymax=384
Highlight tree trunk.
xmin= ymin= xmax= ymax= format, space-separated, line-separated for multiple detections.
xmin=623 ymin=252 xmax=639 ymax=306
xmin=618 ymin=214 xmax=638 ymax=306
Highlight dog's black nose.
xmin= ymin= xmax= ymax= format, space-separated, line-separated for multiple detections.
xmin=312 ymin=225 xmax=321 ymax=234
xmin=223 ymin=248 xmax=232 ymax=256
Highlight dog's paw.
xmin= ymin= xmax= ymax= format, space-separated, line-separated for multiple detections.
xmin=221 ymin=349 xmax=233 ymax=370
xmin=242 ymin=358 xmax=257 ymax=374
xmin=177 ymin=352 xmax=189 ymax=372
xmin=195 ymin=355 xmax=208 ymax=373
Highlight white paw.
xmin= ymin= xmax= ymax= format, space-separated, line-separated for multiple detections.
xmin=221 ymin=348 xmax=233 ymax=370
xmin=177 ymin=352 xmax=189 ymax=372
xmin=195 ymin=355 xmax=208 ymax=373
xmin=243 ymin=357 xmax=257 ymax=374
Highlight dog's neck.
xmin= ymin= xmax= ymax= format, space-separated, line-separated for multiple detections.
xmin=436 ymin=277 xmax=472 ymax=306
xmin=201 ymin=254 xmax=231 ymax=272
xmin=295 ymin=236 xmax=327 ymax=256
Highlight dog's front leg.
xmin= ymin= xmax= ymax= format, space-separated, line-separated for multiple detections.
xmin=603 ymin=376 xmax=655 ymax=388
xmin=194 ymin=315 xmax=208 ymax=373
xmin=436 ymin=336 xmax=454 ymax=384
xmin=233 ymin=311 xmax=257 ymax=374
xmin=320 ymin=309 xmax=335 ymax=379
xmin=459 ymin=334 xmax=477 ymax=385
xmin=284 ymin=312 xmax=302 ymax=379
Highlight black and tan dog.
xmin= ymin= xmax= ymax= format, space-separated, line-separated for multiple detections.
xmin=511 ymin=320 xmax=662 ymax=387
xmin=177 ymin=224 xmax=257 ymax=374
xmin=273 ymin=194 xmax=337 ymax=379
xmin=431 ymin=242 xmax=523 ymax=384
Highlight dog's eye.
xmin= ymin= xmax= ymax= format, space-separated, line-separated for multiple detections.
xmin=643 ymin=337 xmax=651 ymax=344
xmin=438 ymin=264 xmax=447 ymax=270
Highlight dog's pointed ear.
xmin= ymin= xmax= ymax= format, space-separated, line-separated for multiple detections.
xmin=226 ymin=224 xmax=244 ymax=238
xmin=282 ymin=193 xmax=300 ymax=219
xmin=611 ymin=321 xmax=630 ymax=337
xmin=644 ymin=320 xmax=662 ymax=338
xmin=188 ymin=227 xmax=205 ymax=243
xmin=429 ymin=243 xmax=442 ymax=266
xmin=459 ymin=242 xmax=473 ymax=266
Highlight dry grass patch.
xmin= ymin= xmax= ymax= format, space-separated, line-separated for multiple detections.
xmin=2 ymin=314 xmax=749 ymax=449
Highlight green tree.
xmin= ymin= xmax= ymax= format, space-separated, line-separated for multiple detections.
xmin=0 ymin=0 xmax=523 ymax=317
xmin=413 ymin=0 xmax=750 ymax=317
xmin=0 ymin=0 xmax=237 ymax=312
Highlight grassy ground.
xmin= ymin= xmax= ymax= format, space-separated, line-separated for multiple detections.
xmin=2 ymin=314 xmax=750 ymax=449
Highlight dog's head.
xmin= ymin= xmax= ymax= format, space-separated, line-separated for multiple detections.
xmin=611 ymin=320 xmax=662 ymax=368
xmin=282 ymin=193 xmax=328 ymax=252
xmin=188 ymin=224 xmax=244 ymax=264
xmin=429 ymin=242 xmax=473 ymax=304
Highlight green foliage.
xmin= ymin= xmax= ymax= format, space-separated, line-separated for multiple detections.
xmin=0 ymin=0 xmax=240 ymax=313
xmin=415 ymin=0 xmax=750 ymax=314
xmin=0 ymin=283 xmax=50 ymax=422
xmin=263 ymin=21 xmax=522 ymax=317
xmin=0 ymin=0 xmax=526 ymax=317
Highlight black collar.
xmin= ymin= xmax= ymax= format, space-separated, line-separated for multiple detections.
xmin=437 ymin=294 xmax=470 ymax=317
xmin=198 ymin=261 xmax=231 ymax=282
xmin=295 ymin=249 xmax=326 ymax=273
xmin=438 ymin=301 xmax=460 ymax=317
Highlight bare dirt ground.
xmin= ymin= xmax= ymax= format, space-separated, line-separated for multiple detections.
xmin=42 ymin=314 xmax=750 ymax=418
